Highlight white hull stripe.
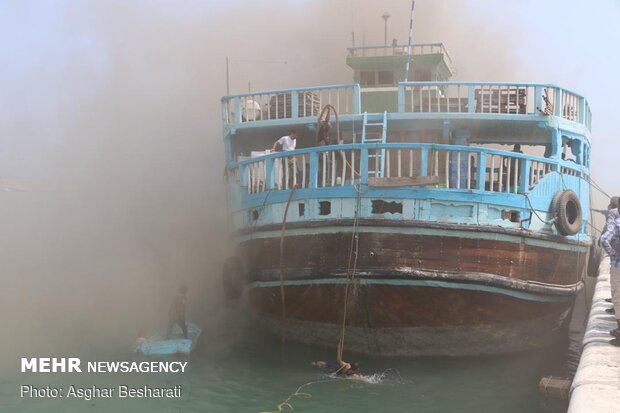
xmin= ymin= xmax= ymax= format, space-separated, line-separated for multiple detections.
xmin=249 ymin=278 xmax=577 ymax=303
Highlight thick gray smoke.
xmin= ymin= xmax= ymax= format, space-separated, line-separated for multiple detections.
xmin=0 ymin=0 xmax=616 ymax=367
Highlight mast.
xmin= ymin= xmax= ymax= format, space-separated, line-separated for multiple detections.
xmin=404 ymin=0 xmax=416 ymax=82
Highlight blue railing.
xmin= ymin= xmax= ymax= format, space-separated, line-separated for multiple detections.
xmin=221 ymin=84 xmax=360 ymax=126
xmin=398 ymin=82 xmax=591 ymax=128
xmin=231 ymin=143 xmax=585 ymax=196
xmin=222 ymin=82 xmax=592 ymax=131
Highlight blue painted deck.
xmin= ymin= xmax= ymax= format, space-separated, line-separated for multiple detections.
xmin=221 ymin=81 xmax=592 ymax=242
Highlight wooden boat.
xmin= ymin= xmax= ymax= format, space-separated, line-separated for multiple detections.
xmin=139 ymin=322 xmax=201 ymax=356
xmin=220 ymin=40 xmax=592 ymax=356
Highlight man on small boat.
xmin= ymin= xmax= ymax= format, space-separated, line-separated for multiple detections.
xmin=166 ymin=285 xmax=188 ymax=339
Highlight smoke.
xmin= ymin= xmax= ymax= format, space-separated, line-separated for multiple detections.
xmin=0 ymin=0 xmax=616 ymax=367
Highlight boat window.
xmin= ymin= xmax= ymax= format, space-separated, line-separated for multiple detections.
xmin=250 ymin=209 xmax=259 ymax=221
xmin=371 ymin=200 xmax=403 ymax=214
xmin=360 ymin=71 xmax=375 ymax=86
xmin=414 ymin=69 xmax=431 ymax=81
xmin=377 ymin=71 xmax=394 ymax=86
xmin=501 ymin=210 xmax=520 ymax=223
xmin=319 ymin=201 xmax=331 ymax=216
xmin=561 ymin=137 xmax=579 ymax=163
xmin=298 ymin=202 xmax=305 ymax=217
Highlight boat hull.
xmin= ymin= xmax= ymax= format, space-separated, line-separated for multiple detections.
xmin=237 ymin=221 xmax=587 ymax=356
xmin=249 ymin=282 xmax=574 ymax=356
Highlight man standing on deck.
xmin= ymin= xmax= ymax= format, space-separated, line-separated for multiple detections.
xmin=599 ymin=204 xmax=620 ymax=346
xmin=166 ymin=285 xmax=188 ymax=340
xmin=271 ymin=130 xmax=298 ymax=188
xmin=271 ymin=130 xmax=297 ymax=152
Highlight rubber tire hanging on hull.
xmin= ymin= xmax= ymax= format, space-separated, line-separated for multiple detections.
xmin=222 ymin=257 xmax=245 ymax=300
xmin=551 ymin=190 xmax=582 ymax=236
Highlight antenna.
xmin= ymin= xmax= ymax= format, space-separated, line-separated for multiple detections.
xmin=381 ymin=11 xmax=390 ymax=47
xmin=404 ymin=0 xmax=416 ymax=82
xmin=351 ymin=0 xmax=355 ymax=48
xmin=226 ymin=56 xmax=230 ymax=95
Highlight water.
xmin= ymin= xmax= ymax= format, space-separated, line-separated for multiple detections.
xmin=0 ymin=191 xmax=592 ymax=413
xmin=2 ymin=305 xmax=579 ymax=413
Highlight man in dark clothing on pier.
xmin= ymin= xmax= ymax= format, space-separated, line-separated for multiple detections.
xmin=601 ymin=197 xmax=619 ymax=310
xmin=599 ymin=206 xmax=620 ymax=346
xmin=166 ymin=285 xmax=188 ymax=339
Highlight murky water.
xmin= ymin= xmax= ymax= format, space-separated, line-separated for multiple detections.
xmin=2 ymin=301 xmax=588 ymax=413
xmin=0 ymin=191 xmax=593 ymax=413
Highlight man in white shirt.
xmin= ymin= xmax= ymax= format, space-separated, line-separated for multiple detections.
xmin=271 ymin=130 xmax=298 ymax=152
xmin=270 ymin=130 xmax=298 ymax=188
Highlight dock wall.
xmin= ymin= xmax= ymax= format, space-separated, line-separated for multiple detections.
xmin=568 ymin=256 xmax=620 ymax=412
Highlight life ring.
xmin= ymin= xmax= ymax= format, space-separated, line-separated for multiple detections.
xmin=222 ymin=257 xmax=245 ymax=300
xmin=551 ymin=190 xmax=582 ymax=236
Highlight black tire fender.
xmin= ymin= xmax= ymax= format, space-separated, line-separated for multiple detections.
xmin=551 ymin=190 xmax=582 ymax=236
xmin=222 ymin=257 xmax=245 ymax=300
xmin=587 ymin=239 xmax=603 ymax=277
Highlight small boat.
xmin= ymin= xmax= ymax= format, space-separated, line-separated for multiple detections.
xmin=139 ymin=322 xmax=202 ymax=356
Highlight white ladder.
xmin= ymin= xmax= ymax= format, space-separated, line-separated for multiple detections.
xmin=362 ymin=111 xmax=388 ymax=178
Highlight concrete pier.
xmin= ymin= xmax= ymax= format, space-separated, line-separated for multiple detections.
xmin=568 ymin=256 xmax=620 ymax=413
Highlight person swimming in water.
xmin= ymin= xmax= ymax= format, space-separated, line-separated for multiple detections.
xmin=311 ymin=341 xmax=361 ymax=378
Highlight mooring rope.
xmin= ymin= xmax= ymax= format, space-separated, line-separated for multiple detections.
xmin=338 ymin=184 xmax=363 ymax=359
xmin=258 ymin=368 xmax=404 ymax=413
xmin=258 ymin=378 xmax=344 ymax=413
xmin=279 ymin=185 xmax=298 ymax=353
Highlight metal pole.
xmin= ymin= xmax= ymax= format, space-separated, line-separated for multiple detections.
xmin=384 ymin=20 xmax=387 ymax=46
xmin=382 ymin=12 xmax=390 ymax=47
xmin=404 ymin=1 xmax=416 ymax=82
xmin=226 ymin=56 xmax=230 ymax=95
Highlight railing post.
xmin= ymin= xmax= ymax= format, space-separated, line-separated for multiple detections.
xmin=234 ymin=97 xmax=242 ymax=124
xmin=534 ymin=86 xmax=542 ymax=113
xmin=578 ymin=96 xmax=585 ymax=124
xmin=554 ymin=88 xmax=562 ymax=117
xmin=291 ymin=91 xmax=299 ymax=119
xmin=222 ymin=100 xmax=229 ymax=126
xmin=309 ymin=152 xmax=319 ymax=188
xmin=265 ymin=158 xmax=275 ymax=189
xmin=519 ymin=159 xmax=530 ymax=194
xmin=468 ymin=85 xmax=476 ymax=114
xmin=353 ymin=84 xmax=361 ymax=114
xmin=476 ymin=152 xmax=486 ymax=190
xmin=360 ymin=148 xmax=369 ymax=184
xmin=239 ymin=164 xmax=248 ymax=187
xmin=420 ymin=147 xmax=428 ymax=176
xmin=398 ymin=84 xmax=405 ymax=113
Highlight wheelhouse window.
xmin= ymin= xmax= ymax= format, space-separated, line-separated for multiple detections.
xmin=377 ymin=70 xmax=395 ymax=86
xmin=414 ymin=69 xmax=431 ymax=81
xmin=360 ymin=71 xmax=375 ymax=86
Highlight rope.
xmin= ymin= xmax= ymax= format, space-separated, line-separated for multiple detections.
xmin=338 ymin=184 xmax=363 ymax=359
xmin=258 ymin=367 xmax=405 ymax=412
xmin=279 ymin=186 xmax=298 ymax=353
xmin=258 ymin=378 xmax=344 ymax=413
xmin=316 ymin=105 xmax=340 ymax=144
xmin=523 ymin=193 xmax=555 ymax=226
xmin=587 ymin=176 xmax=611 ymax=200
xmin=316 ymin=104 xmax=360 ymax=179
